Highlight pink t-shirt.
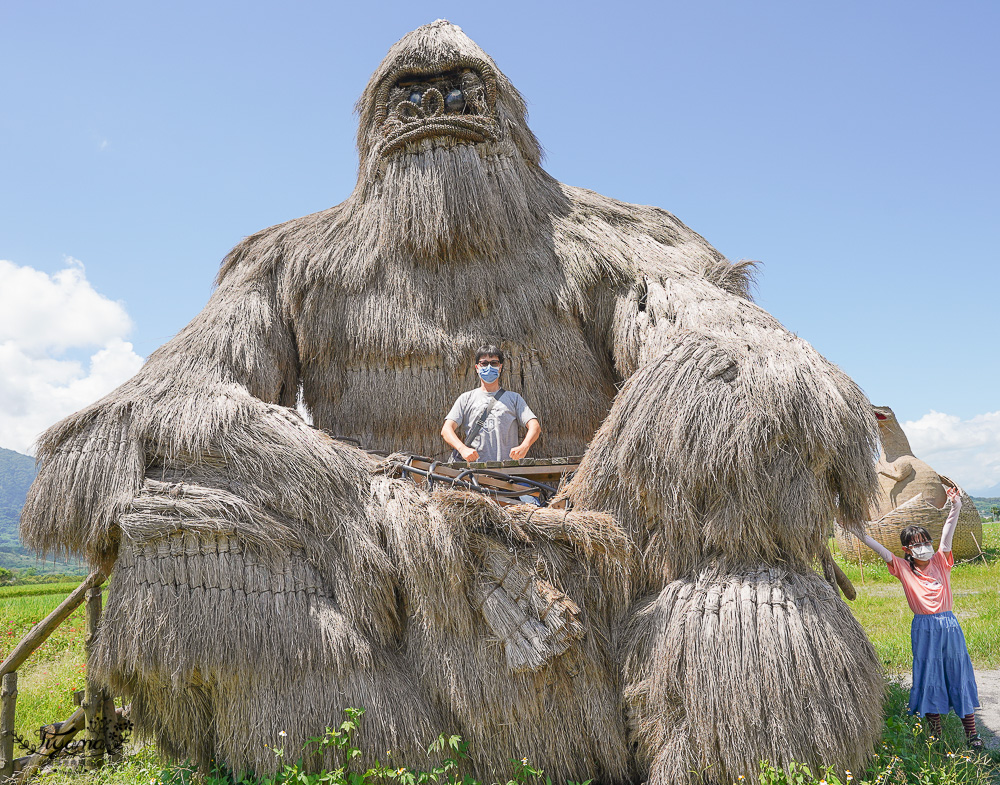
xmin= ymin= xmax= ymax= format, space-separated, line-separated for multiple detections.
xmin=887 ymin=550 xmax=954 ymax=615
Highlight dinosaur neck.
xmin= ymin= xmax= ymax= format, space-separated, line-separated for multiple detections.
xmin=880 ymin=424 xmax=913 ymax=462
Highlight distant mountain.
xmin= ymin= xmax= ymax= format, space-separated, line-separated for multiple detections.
xmin=971 ymin=496 xmax=1000 ymax=519
xmin=0 ymin=447 xmax=86 ymax=574
xmin=0 ymin=447 xmax=36 ymax=550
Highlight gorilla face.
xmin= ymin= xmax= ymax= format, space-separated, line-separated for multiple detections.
xmin=348 ymin=21 xmax=551 ymax=262
xmin=354 ymin=20 xmax=542 ymax=178
xmin=374 ymin=57 xmax=501 ymax=158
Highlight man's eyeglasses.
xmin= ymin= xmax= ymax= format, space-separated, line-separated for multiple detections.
xmin=477 ymin=360 xmax=502 ymax=367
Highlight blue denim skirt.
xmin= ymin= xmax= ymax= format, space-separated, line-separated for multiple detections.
xmin=909 ymin=611 xmax=980 ymax=718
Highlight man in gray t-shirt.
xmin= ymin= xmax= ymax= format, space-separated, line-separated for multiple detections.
xmin=441 ymin=345 xmax=541 ymax=463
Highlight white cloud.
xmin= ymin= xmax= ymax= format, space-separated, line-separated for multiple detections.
xmin=903 ymin=410 xmax=1000 ymax=496
xmin=0 ymin=259 xmax=144 ymax=454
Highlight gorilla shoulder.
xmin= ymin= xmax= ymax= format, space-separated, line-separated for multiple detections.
xmin=553 ymin=183 xmax=757 ymax=301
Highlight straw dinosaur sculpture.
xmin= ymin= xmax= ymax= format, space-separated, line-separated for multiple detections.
xmin=22 ymin=21 xmax=885 ymax=785
xmin=835 ymin=405 xmax=983 ymax=562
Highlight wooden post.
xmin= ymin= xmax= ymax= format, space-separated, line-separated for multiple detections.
xmin=102 ymin=695 xmax=118 ymax=762
xmin=82 ymin=587 xmax=104 ymax=771
xmin=1 ymin=672 xmax=17 ymax=780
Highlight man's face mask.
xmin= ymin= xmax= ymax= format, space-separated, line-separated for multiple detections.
xmin=909 ymin=543 xmax=934 ymax=561
xmin=477 ymin=363 xmax=501 ymax=383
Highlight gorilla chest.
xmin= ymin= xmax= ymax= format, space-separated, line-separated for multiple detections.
xmin=293 ymin=275 xmax=617 ymax=457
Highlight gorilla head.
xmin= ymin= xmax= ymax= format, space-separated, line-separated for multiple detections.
xmin=349 ymin=21 xmax=557 ymax=263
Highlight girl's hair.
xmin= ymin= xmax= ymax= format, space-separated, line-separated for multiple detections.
xmin=900 ymin=525 xmax=932 ymax=573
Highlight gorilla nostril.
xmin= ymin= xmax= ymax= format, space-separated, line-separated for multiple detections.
xmin=407 ymin=90 xmax=422 ymax=105
xmin=444 ymin=89 xmax=466 ymax=113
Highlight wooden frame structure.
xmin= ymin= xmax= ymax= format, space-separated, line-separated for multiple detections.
xmin=0 ymin=572 xmax=123 ymax=783
xmin=383 ymin=455 xmax=582 ymax=507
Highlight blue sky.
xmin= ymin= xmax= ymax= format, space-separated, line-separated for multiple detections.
xmin=2 ymin=1 xmax=998 ymax=491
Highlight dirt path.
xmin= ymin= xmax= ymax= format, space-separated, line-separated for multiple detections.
xmin=976 ymin=668 xmax=1000 ymax=750
xmin=901 ymin=668 xmax=1000 ymax=749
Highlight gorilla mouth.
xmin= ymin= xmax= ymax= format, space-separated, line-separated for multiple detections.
xmin=374 ymin=57 xmax=501 ymax=157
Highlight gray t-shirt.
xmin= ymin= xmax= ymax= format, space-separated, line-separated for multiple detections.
xmin=445 ymin=388 xmax=538 ymax=462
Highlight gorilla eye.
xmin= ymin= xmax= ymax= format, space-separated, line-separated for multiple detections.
xmin=408 ymin=91 xmax=422 ymax=105
xmin=444 ymin=89 xmax=466 ymax=113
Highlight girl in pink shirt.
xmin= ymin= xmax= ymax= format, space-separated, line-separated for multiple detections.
xmin=859 ymin=487 xmax=982 ymax=751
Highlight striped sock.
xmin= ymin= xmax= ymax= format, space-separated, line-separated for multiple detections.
xmin=962 ymin=713 xmax=978 ymax=738
xmin=926 ymin=713 xmax=942 ymax=738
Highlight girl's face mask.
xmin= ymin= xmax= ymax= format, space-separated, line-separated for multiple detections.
xmin=909 ymin=543 xmax=934 ymax=561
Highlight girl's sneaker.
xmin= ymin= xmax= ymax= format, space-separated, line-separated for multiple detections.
xmin=967 ymin=733 xmax=984 ymax=752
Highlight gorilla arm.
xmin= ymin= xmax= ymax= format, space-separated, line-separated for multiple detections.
xmin=567 ymin=255 xmax=884 ymax=785
xmin=20 ymin=239 xmax=394 ymax=612
xmin=573 ymin=262 xmax=879 ymax=582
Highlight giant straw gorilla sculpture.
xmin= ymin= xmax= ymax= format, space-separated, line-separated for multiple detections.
xmin=22 ymin=20 xmax=885 ymax=785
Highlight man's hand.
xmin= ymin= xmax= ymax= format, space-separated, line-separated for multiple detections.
xmin=442 ymin=419 xmax=479 ymax=462
xmin=509 ymin=444 xmax=529 ymax=461
xmin=510 ymin=419 xmax=540 ymax=462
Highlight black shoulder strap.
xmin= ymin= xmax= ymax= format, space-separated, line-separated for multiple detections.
xmin=463 ymin=388 xmax=506 ymax=448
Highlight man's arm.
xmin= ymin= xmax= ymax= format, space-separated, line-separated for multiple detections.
xmin=939 ymin=486 xmax=963 ymax=552
xmin=510 ymin=418 xmax=540 ymax=461
xmin=442 ymin=419 xmax=478 ymax=462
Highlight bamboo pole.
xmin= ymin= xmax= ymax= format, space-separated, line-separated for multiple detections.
xmin=82 ymin=587 xmax=104 ymax=771
xmin=969 ymin=531 xmax=988 ymax=566
xmin=832 ymin=559 xmax=856 ymax=601
xmin=1 ymin=672 xmax=17 ymax=780
xmin=0 ymin=572 xmax=105 ymax=678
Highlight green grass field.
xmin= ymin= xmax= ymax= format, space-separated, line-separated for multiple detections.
xmin=1 ymin=585 xmax=98 ymax=743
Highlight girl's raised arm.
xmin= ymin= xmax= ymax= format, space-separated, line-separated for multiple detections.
xmin=857 ymin=531 xmax=893 ymax=564
xmin=939 ymin=486 xmax=963 ymax=553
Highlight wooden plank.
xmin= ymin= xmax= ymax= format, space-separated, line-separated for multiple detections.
xmin=0 ymin=572 xmax=105 ymax=678
xmin=1 ymin=672 xmax=16 ymax=780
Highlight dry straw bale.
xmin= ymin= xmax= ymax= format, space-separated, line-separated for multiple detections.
xmin=22 ymin=18 xmax=885 ymax=785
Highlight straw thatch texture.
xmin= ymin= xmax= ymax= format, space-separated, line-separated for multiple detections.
xmin=564 ymin=322 xmax=884 ymax=780
xmin=91 ymin=473 xmax=636 ymax=782
xmin=622 ymin=567 xmax=884 ymax=784
xmin=22 ymin=18 xmax=886 ymax=785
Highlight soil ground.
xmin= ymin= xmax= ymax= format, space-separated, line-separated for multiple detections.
xmin=976 ymin=668 xmax=1000 ymax=749
xmin=903 ymin=668 xmax=1000 ymax=750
